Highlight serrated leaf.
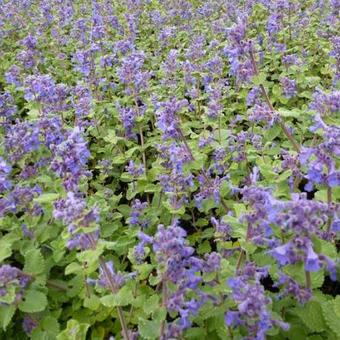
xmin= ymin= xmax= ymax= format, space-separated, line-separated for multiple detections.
xmin=233 ymin=203 xmax=246 ymax=218
xmin=136 ymin=263 xmax=154 ymax=280
xmin=65 ymin=262 xmax=82 ymax=275
xmin=185 ymin=327 xmax=207 ymax=339
xmin=84 ymin=295 xmax=100 ymax=311
xmin=278 ymin=108 xmax=301 ymax=118
xmin=0 ymin=305 xmax=15 ymax=330
xmin=33 ymin=193 xmax=60 ymax=203
xmin=293 ymin=300 xmax=325 ymax=332
xmin=138 ymin=318 xmax=161 ymax=339
xmin=0 ymin=242 xmax=12 ymax=262
xmin=56 ymin=319 xmax=89 ymax=340
xmin=19 ymin=290 xmax=47 ymax=313
xmin=321 ymin=300 xmax=340 ymax=338
xmin=265 ymin=125 xmax=281 ymax=141
xmin=333 ymin=296 xmax=340 ymax=318
xmin=100 ymin=285 xmax=134 ymax=307
xmin=284 ymin=263 xmax=324 ymax=288
xmin=0 ymin=285 xmax=16 ymax=304
xmin=143 ymin=295 xmax=159 ymax=315
xmin=223 ymin=215 xmax=246 ymax=238
xmin=24 ymin=249 xmax=45 ymax=275
xmin=252 ymin=73 xmax=267 ymax=86
xmin=42 ymin=316 xmax=60 ymax=336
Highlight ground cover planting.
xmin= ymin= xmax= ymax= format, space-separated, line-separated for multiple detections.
xmin=0 ymin=0 xmax=339 ymax=339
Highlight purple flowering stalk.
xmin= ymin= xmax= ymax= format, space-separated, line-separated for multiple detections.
xmin=50 ymin=127 xmax=91 ymax=191
xmin=117 ymin=51 xmax=150 ymax=182
xmin=136 ymin=221 xmax=209 ymax=339
xmin=308 ymin=96 xmax=340 ymax=228
xmin=54 ymin=194 xmax=131 ymax=340
xmin=225 ymin=263 xmax=289 ymax=339
xmin=176 ymin=126 xmax=229 ymax=212
xmin=155 ymin=97 xmax=229 ymax=211
xmin=249 ymin=47 xmax=300 ymax=153
xmin=268 ymin=193 xmax=338 ymax=289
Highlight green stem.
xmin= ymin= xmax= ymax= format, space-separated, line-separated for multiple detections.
xmin=46 ymin=280 xmax=68 ymax=292
xmin=159 ymin=280 xmax=168 ymax=340
xmin=218 ymin=113 xmax=222 ymax=144
xmin=326 ymin=185 xmax=332 ymax=232
xmin=305 ymin=270 xmax=312 ymax=290
xmin=235 ymin=250 xmax=245 ymax=273
xmin=88 ymin=235 xmax=131 ymax=340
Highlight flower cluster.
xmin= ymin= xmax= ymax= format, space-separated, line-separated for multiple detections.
xmin=50 ymin=127 xmax=91 ymax=190
xmin=225 ymin=263 xmax=289 ymax=340
xmin=280 ymin=76 xmax=297 ymax=98
xmin=0 ymin=265 xmax=31 ymax=304
xmin=223 ymin=17 xmax=254 ymax=83
xmin=0 ymin=0 xmax=339 ymax=338
xmin=136 ymin=221 xmax=208 ymax=337
xmin=0 ymin=91 xmax=16 ymax=119
xmin=129 ymin=199 xmax=148 ymax=227
xmin=155 ymin=98 xmax=188 ymax=140
xmin=53 ymin=192 xmax=99 ymax=250
xmin=0 ymin=157 xmax=12 ymax=193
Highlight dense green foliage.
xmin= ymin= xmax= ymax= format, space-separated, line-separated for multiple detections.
xmin=0 ymin=0 xmax=339 ymax=339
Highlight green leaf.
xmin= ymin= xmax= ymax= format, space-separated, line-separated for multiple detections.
xmin=256 ymin=158 xmax=276 ymax=180
xmin=0 ymin=242 xmax=12 ymax=262
xmin=284 ymin=263 xmax=324 ymax=288
xmin=333 ymin=296 xmax=340 ymax=318
xmin=138 ymin=318 xmax=161 ymax=339
xmin=65 ymin=262 xmax=82 ymax=275
xmin=233 ymin=203 xmax=246 ymax=218
xmin=42 ymin=316 xmax=60 ymax=336
xmin=24 ymin=249 xmax=45 ymax=275
xmin=84 ymin=295 xmax=100 ymax=311
xmin=223 ymin=215 xmax=246 ymax=238
xmin=321 ymin=300 xmax=340 ymax=338
xmin=57 ymin=319 xmax=90 ymax=340
xmin=143 ymin=295 xmax=160 ymax=316
xmin=19 ymin=290 xmax=47 ymax=313
xmin=252 ymin=73 xmax=267 ymax=86
xmin=185 ymin=327 xmax=207 ymax=339
xmin=278 ymin=108 xmax=302 ymax=118
xmin=100 ymin=285 xmax=134 ymax=307
xmin=0 ymin=305 xmax=15 ymax=330
xmin=136 ymin=263 xmax=154 ymax=280
xmin=265 ymin=125 xmax=281 ymax=141
xmin=33 ymin=193 xmax=60 ymax=203
xmin=293 ymin=300 xmax=325 ymax=332
xmin=0 ymin=285 xmax=16 ymax=304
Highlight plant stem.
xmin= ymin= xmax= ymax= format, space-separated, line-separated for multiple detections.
xmin=87 ymin=235 xmax=131 ymax=340
xmin=305 ymin=270 xmax=311 ymax=290
xmin=100 ymin=258 xmax=130 ymax=340
xmin=227 ymin=326 xmax=234 ymax=339
xmin=159 ymin=280 xmax=168 ymax=340
xmin=218 ymin=113 xmax=222 ymax=144
xmin=249 ymin=48 xmax=300 ymax=153
xmin=132 ymin=91 xmax=150 ymax=204
xmin=46 ymin=280 xmax=68 ymax=292
xmin=139 ymin=126 xmax=147 ymax=173
xmin=326 ymin=184 xmax=333 ymax=232
xmin=235 ymin=249 xmax=245 ymax=273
